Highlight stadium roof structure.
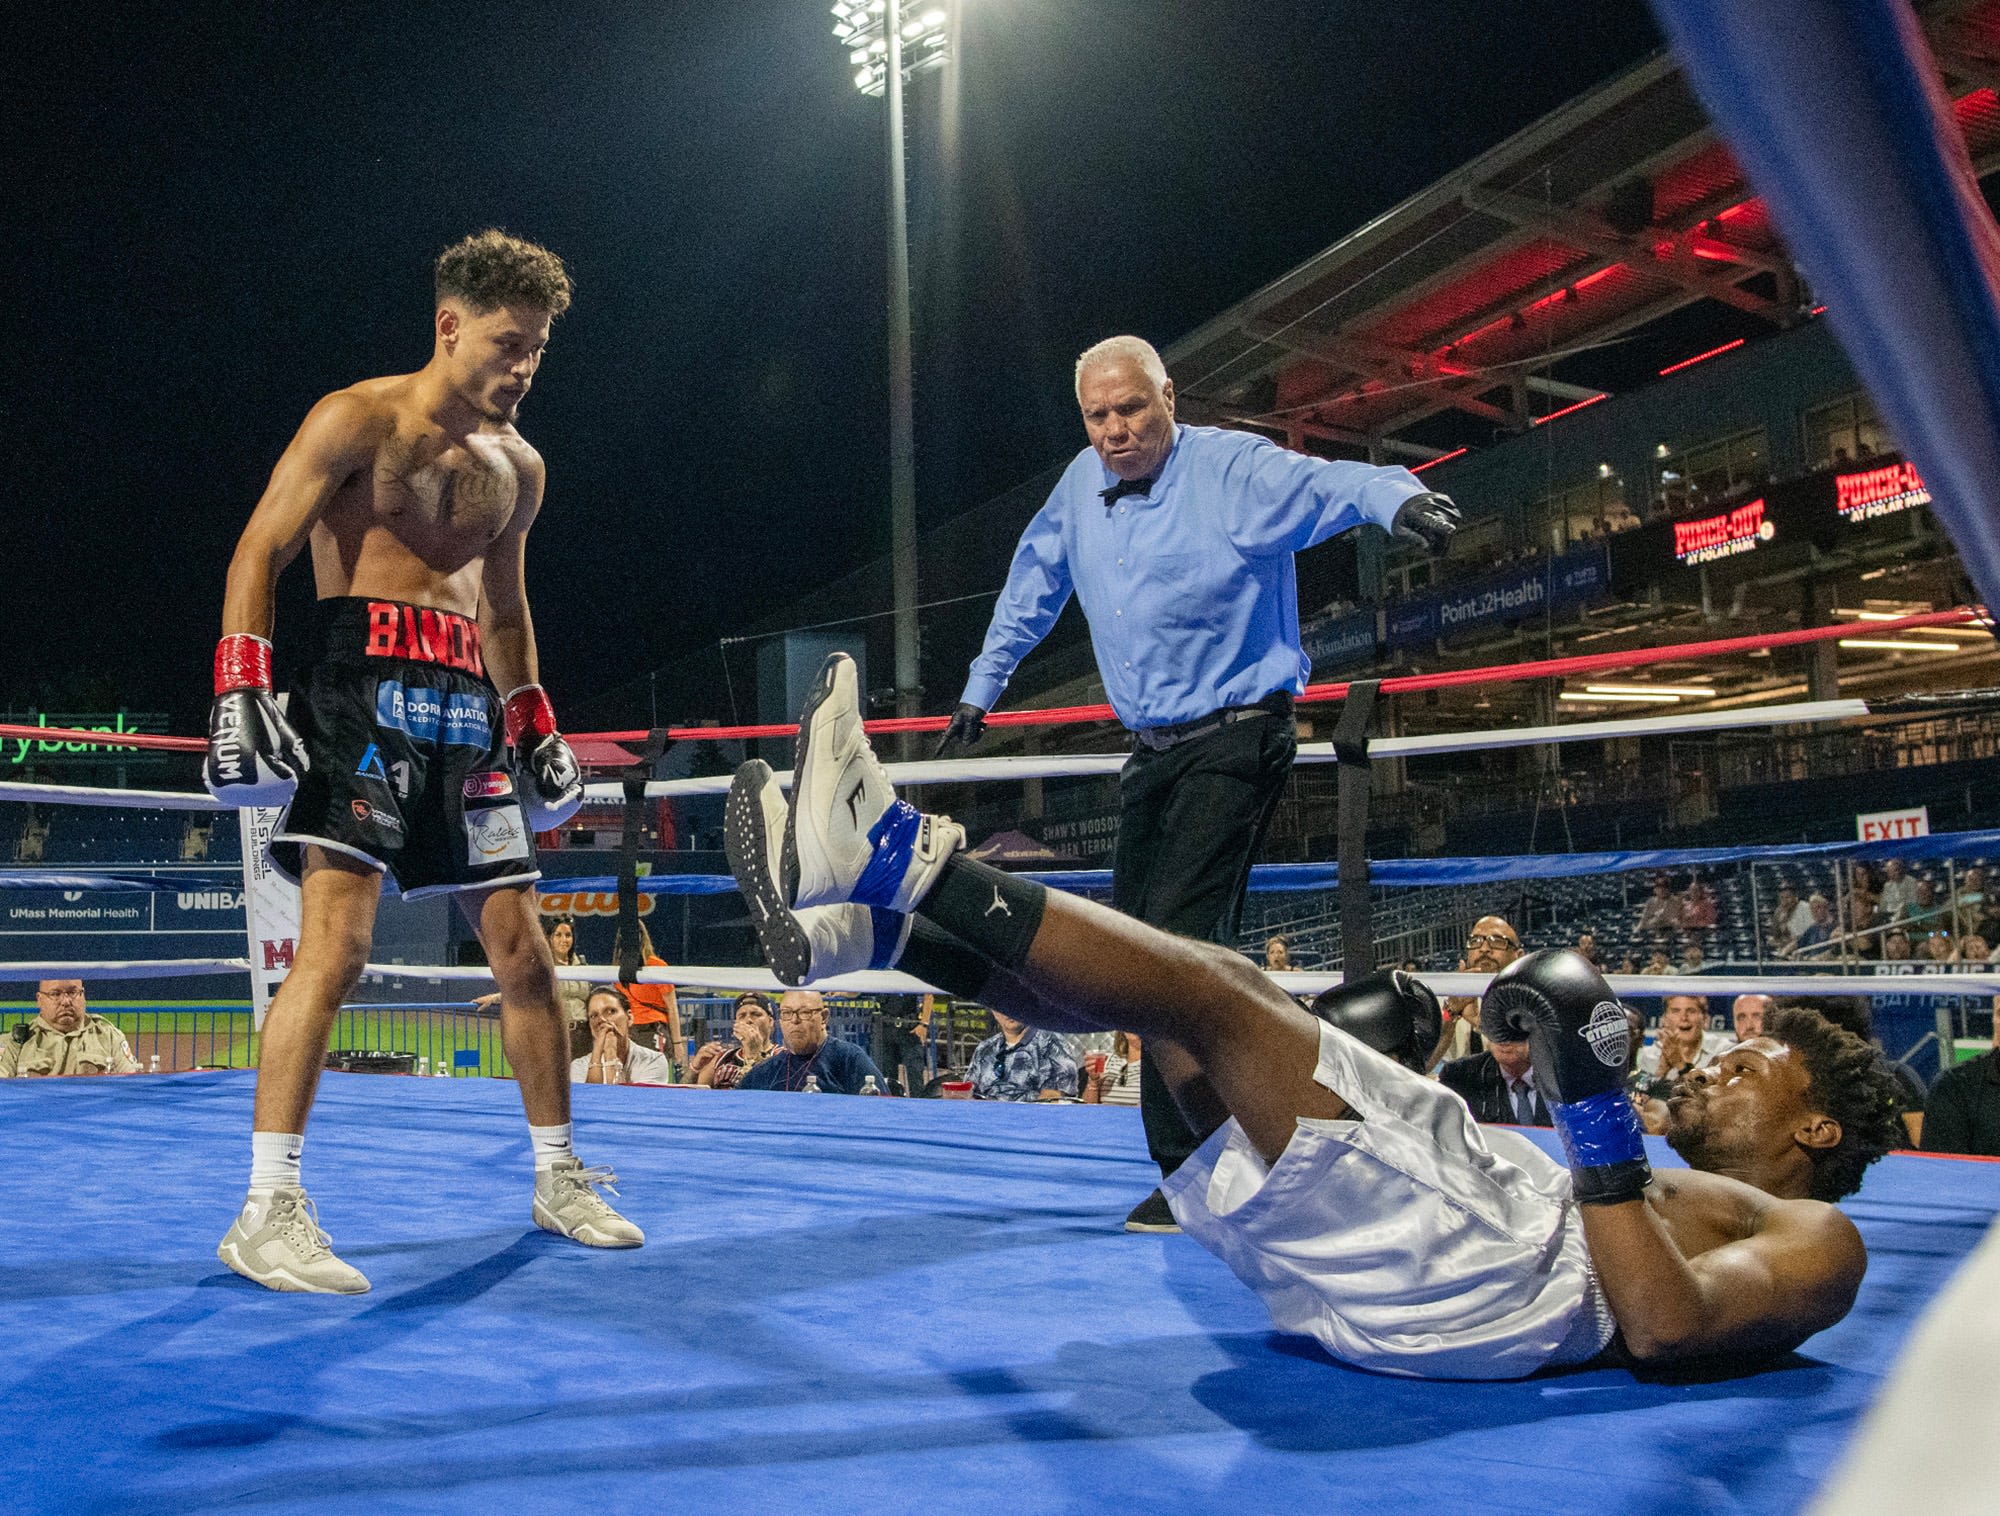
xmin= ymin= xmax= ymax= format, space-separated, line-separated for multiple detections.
xmin=1167 ymin=0 xmax=2000 ymax=468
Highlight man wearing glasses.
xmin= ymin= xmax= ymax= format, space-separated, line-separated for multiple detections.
xmin=737 ymin=990 xmax=886 ymax=1094
xmin=1427 ymin=916 xmax=1524 ymax=1069
xmin=1 ymin=981 xmax=138 ymax=1077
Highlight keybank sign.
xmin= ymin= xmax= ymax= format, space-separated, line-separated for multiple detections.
xmin=2 ymin=711 xmax=171 ymax=770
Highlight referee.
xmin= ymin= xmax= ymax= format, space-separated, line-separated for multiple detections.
xmin=937 ymin=335 xmax=1459 ymax=1231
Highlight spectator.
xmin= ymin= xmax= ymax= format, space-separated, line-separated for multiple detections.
xmin=1678 ymin=876 xmax=1717 ymax=932
xmin=1614 ymin=954 xmax=1638 ymax=975
xmin=1574 ymin=930 xmax=1602 ymax=967
xmin=1083 ymin=1030 xmax=1144 ymax=1107
xmin=1919 ymin=930 xmax=1956 ymax=966
xmin=686 ymin=992 xmax=777 ymax=1090
xmin=1794 ymin=894 xmax=1836 ymax=956
xmin=478 ymin=915 xmax=590 ymax=1054
xmin=613 ymin=920 xmax=683 ymax=1068
xmin=1846 ymin=891 xmax=1882 ymax=959
xmin=1642 ymin=947 xmax=1672 ymax=977
xmin=1636 ymin=875 xmax=1682 ymax=938
xmin=1426 ymin=914 xmax=1522 ymax=1069
xmin=1959 ymin=933 xmax=1993 ymax=966
xmin=1906 ymin=877 xmax=1948 ymax=935
xmin=0 ymin=980 xmax=136 ymax=1077
xmin=969 ymin=1011 xmax=1082 ymax=1102
xmin=570 ymin=987 xmax=675 ymax=1086
xmin=738 ymin=991 xmax=885 ymax=1094
xmin=1731 ymin=994 xmax=1771 ymax=1042
xmin=1263 ymin=936 xmax=1292 ymax=972
xmin=1637 ymin=994 xmax=1728 ymax=1087
xmin=1880 ymin=927 xmax=1915 ymax=963
xmin=1773 ymin=996 xmax=1926 ymax=1149
xmin=1437 ymin=1035 xmax=1550 ymax=1127
xmin=1876 ymin=859 xmax=1917 ymax=922
xmin=1921 ymin=1000 xmax=2000 ymax=1155
xmin=1953 ymin=867 xmax=1988 ymax=937
xmin=1768 ymin=883 xmax=1809 ymax=953
xmin=1679 ymin=939 xmax=1708 ymax=975
xmin=876 ymin=994 xmax=937 ymax=1097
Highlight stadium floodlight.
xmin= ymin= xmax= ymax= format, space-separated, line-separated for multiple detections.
xmin=827 ymin=0 xmax=957 ymax=734
xmin=831 ymin=0 xmax=951 ymax=96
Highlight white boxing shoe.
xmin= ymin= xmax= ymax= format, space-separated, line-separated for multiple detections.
xmin=784 ymin=653 xmax=962 ymax=913
xmin=727 ymin=757 xmax=912 ymax=986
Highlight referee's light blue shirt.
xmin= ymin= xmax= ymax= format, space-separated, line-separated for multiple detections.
xmin=960 ymin=424 xmax=1429 ymax=730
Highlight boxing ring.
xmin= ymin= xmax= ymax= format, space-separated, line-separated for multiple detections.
xmin=3 ymin=613 xmax=2000 ymax=1516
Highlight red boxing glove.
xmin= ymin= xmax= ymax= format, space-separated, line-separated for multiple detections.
xmin=503 ymin=684 xmax=582 ymax=830
xmin=205 ymin=634 xmax=307 ymax=807
xmin=503 ymin=684 xmax=558 ymax=747
xmin=214 ymin=633 xmax=274 ymax=694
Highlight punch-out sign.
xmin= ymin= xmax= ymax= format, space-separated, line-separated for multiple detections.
xmin=1857 ymin=806 xmax=1930 ymax=842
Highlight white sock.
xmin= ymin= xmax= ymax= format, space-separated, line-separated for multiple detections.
xmin=529 ymin=1122 xmax=574 ymax=1173
xmin=249 ymin=1131 xmax=303 ymax=1197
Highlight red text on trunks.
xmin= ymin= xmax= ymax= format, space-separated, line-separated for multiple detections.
xmin=362 ymin=601 xmax=485 ymax=677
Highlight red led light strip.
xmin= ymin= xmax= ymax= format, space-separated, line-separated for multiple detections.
xmin=1658 ymin=338 xmax=1745 ymax=376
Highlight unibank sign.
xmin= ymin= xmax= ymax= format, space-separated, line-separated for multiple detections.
xmin=1672 ymin=498 xmax=1774 ymax=565
xmin=1835 ymin=461 xmax=1929 ymax=522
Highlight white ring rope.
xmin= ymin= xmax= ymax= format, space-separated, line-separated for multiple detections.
xmin=9 ymin=956 xmax=1994 ymax=1003
xmin=583 ymin=698 xmax=1870 ymax=801
xmin=0 ymin=698 xmax=1874 ymax=810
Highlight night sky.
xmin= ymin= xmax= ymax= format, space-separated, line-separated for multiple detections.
xmin=4 ymin=1 xmax=1662 ymax=740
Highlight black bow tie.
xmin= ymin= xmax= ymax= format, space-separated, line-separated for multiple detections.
xmin=1100 ymin=476 xmax=1154 ymax=509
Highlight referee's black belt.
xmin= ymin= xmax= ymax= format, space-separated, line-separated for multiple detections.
xmin=1129 ymin=690 xmax=1293 ymax=753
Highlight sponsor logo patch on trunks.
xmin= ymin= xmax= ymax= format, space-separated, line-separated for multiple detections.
xmin=465 ymin=804 xmax=530 ymax=865
xmin=463 ymin=770 xmax=514 ymax=799
xmin=375 ymin=681 xmax=493 ymax=748
xmin=350 ymin=799 xmax=405 ymax=835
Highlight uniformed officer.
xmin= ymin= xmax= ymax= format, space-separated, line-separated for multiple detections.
xmin=0 ymin=980 xmax=137 ymax=1077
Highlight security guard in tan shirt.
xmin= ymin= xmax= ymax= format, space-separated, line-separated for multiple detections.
xmin=0 ymin=980 xmax=137 ymax=1077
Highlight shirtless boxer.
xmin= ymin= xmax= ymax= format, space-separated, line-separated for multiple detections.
xmin=206 ymin=230 xmax=640 ymax=1293
xmin=724 ymin=654 xmax=1904 ymax=1377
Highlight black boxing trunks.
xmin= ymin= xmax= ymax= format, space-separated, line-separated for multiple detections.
xmin=269 ymin=597 xmax=540 ymax=899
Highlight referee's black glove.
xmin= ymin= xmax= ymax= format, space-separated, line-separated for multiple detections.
xmin=933 ymin=702 xmax=987 ymax=759
xmin=1391 ymin=491 xmax=1462 ymax=554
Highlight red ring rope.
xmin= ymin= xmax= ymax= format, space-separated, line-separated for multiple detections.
xmin=577 ymin=607 xmax=1987 ymax=744
xmin=0 ymin=608 xmax=1979 ymax=756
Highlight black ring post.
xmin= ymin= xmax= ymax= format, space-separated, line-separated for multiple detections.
xmin=1331 ymin=681 xmax=1379 ymax=984
xmin=616 ymin=729 xmax=675 ymax=987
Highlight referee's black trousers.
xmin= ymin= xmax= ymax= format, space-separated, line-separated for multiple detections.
xmin=1111 ymin=711 xmax=1297 ymax=1179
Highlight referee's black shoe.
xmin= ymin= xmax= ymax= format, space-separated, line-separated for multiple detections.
xmin=1123 ymin=1188 xmax=1181 ymax=1234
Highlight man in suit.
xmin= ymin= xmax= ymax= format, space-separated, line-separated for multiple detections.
xmin=1438 ymin=1034 xmax=1551 ymax=1127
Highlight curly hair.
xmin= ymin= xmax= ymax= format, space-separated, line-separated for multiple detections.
xmin=435 ymin=229 xmax=573 ymax=317
xmin=1766 ymin=1005 xmax=1905 ymax=1201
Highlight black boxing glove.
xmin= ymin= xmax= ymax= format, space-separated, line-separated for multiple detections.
xmin=204 ymin=633 xmax=309 ymax=808
xmin=1309 ymin=970 xmax=1442 ymax=1073
xmin=502 ymin=685 xmax=583 ymax=830
xmin=1480 ymin=949 xmax=1650 ymax=1206
xmin=933 ymin=702 xmax=987 ymax=759
xmin=1390 ymin=491 xmax=1462 ymax=554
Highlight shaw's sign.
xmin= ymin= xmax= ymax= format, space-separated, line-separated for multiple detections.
xmin=536 ymin=890 xmax=658 ymax=918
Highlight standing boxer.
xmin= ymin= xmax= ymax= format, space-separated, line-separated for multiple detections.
xmin=206 ymin=230 xmax=640 ymax=1293
xmin=937 ymin=335 xmax=1460 ymax=1231
xmin=727 ymin=656 xmax=1905 ymax=1377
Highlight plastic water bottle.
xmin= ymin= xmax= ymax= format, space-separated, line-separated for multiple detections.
xmin=802 ymin=1074 xmax=822 ymax=1093
xmin=416 ymin=1055 xmax=430 ymax=1077
xmin=148 ymin=1053 xmax=160 ymax=1074
xmin=435 ymin=1061 xmax=450 ymax=1078
xmin=859 ymin=1075 xmax=879 ymax=1096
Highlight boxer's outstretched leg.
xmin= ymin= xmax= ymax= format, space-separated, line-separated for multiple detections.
xmin=915 ymin=857 xmax=1345 ymax=1162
